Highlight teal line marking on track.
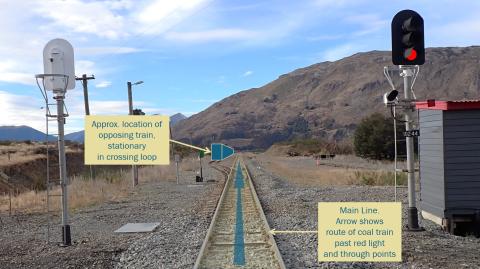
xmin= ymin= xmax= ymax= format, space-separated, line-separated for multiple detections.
xmin=233 ymin=162 xmax=245 ymax=265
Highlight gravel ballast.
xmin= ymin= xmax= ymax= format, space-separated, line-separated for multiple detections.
xmin=0 ymin=164 xmax=224 ymax=269
xmin=246 ymin=157 xmax=480 ymax=269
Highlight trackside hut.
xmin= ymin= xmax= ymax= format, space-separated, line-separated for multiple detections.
xmin=416 ymin=100 xmax=480 ymax=235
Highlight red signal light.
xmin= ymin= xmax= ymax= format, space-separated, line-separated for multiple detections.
xmin=405 ymin=48 xmax=417 ymax=61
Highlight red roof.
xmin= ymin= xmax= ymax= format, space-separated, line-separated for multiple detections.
xmin=416 ymin=100 xmax=480 ymax=111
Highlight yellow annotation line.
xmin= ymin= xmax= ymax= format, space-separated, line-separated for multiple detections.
xmin=269 ymin=229 xmax=318 ymax=235
xmin=170 ymin=139 xmax=211 ymax=154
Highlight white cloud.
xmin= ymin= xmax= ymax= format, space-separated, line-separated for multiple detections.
xmin=429 ymin=17 xmax=480 ymax=47
xmin=321 ymin=44 xmax=362 ymax=61
xmin=2 ymin=73 xmax=36 ymax=86
xmin=75 ymin=60 xmax=96 ymax=77
xmin=345 ymin=14 xmax=388 ymax=37
xmin=134 ymin=0 xmax=211 ymax=35
xmin=104 ymin=0 xmax=135 ymax=10
xmin=242 ymin=70 xmax=253 ymax=77
xmin=34 ymin=0 xmax=128 ymax=39
xmin=0 ymin=91 xmax=47 ymax=132
xmin=86 ymin=100 xmax=133 ymax=115
xmin=95 ymin=81 xmax=112 ymax=88
xmin=165 ymin=28 xmax=258 ymax=43
xmin=77 ymin=46 xmax=143 ymax=55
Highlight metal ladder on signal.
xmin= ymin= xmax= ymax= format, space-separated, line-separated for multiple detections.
xmin=393 ymin=107 xmax=420 ymax=202
xmin=44 ymin=99 xmax=69 ymax=244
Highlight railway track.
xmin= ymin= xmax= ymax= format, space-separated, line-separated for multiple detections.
xmin=209 ymin=161 xmax=231 ymax=181
xmin=194 ymin=157 xmax=286 ymax=269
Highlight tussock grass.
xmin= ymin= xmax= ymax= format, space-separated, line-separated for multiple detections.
xmin=258 ymin=154 xmax=407 ymax=187
xmin=0 ymin=159 xmax=183 ymax=214
xmin=347 ymin=170 xmax=408 ymax=186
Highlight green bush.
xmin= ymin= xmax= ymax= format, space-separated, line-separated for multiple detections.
xmin=354 ymin=113 xmax=405 ymax=160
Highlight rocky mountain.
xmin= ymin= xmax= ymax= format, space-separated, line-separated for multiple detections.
xmin=0 ymin=126 xmax=55 ymax=141
xmin=173 ymin=46 xmax=480 ymax=149
xmin=170 ymin=113 xmax=187 ymax=126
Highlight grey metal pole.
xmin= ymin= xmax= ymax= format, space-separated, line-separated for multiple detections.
xmin=127 ymin=82 xmax=138 ymax=187
xmin=393 ymin=105 xmax=398 ymax=202
xmin=55 ymin=94 xmax=71 ymax=245
xmin=401 ymin=66 xmax=420 ymax=230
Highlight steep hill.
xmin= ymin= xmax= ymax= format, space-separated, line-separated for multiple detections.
xmin=173 ymin=47 xmax=480 ymax=149
xmin=65 ymin=130 xmax=84 ymax=143
xmin=0 ymin=126 xmax=55 ymax=141
xmin=170 ymin=113 xmax=187 ymax=126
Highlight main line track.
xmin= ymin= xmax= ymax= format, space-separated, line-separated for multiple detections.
xmin=194 ymin=157 xmax=285 ymax=269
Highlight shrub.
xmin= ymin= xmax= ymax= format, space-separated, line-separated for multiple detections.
xmin=350 ymin=170 xmax=407 ymax=186
xmin=354 ymin=113 xmax=405 ymax=160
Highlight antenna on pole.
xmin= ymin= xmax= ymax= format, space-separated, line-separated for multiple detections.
xmin=36 ymin=38 xmax=76 ymax=246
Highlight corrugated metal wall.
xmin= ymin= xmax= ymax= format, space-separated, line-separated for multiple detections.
xmin=419 ymin=109 xmax=445 ymax=218
xmin=443 ymin=110 xmax=480 ymax=212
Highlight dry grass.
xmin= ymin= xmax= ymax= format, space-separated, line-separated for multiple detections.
xmin=0 ymin=160 xmax=181 ymax=214
xmin=260 ymin=158 xmax=357 ymax=185
xmin=0 ymin=141 xmax=81 ymax=167
xmin=0 ymin=170 xmax=130 ymax=214
xmin=257 ymin=154 xmax=408 ymax=187
xmin=347 ymin=170 xmax=408 ymax=186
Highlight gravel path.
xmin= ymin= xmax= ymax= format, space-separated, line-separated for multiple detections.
xmin=246 ymin=156 xmax=480 ymax=269
xmin=0 ymin=163 xmax=224 ymax=269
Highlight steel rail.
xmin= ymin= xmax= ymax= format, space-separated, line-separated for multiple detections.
xmin=193 ymin=157 xmax=286 ymax=269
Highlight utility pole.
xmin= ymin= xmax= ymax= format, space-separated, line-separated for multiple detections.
xmin=75 ymin=74 xmax=94 ymax=115
xmin=127 ymin=81 xmax=143 ymax=187
xmin=76 ymin=74 xmax=95 ymax=181
xmin=400 ymin=66 xmax=421 ymax=230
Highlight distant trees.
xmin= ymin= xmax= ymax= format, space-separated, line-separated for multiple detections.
xmin=354 ymin=113 xmax=404 ymax=160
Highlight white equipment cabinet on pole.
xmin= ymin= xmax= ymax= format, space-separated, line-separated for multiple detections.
xmin=36 ymin=38 xmax=76 ymax=246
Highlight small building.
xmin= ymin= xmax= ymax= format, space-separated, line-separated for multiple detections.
xmin=416 ymin=100 xmax=480 ymax=236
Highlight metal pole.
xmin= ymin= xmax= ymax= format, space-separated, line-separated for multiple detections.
xmin=127 ymin=82 xmax=138 ymax=187
xmin=55 ymin=94 xmax=71 ymax=245
xmin=401 ymin=66 xmax=420 ymax=230
xmin=393 ymin=105 xmax=398 ymax=202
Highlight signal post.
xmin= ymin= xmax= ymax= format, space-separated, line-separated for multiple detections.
xmin=390 ymin=9 xmax=425 ymax=231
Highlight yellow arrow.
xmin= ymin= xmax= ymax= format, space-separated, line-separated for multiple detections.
xmin=169 ymin=139 xmax=211 ymax=154
xmin=269 ymin=229 xmax=317 ymax=236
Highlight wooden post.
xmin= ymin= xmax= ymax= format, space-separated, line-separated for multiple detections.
xmin=9 ymin=189 xmax=12 ymax=216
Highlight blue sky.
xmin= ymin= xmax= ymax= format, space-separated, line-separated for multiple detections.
xmin=1 ymin=0 xmax=480 ymax=133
